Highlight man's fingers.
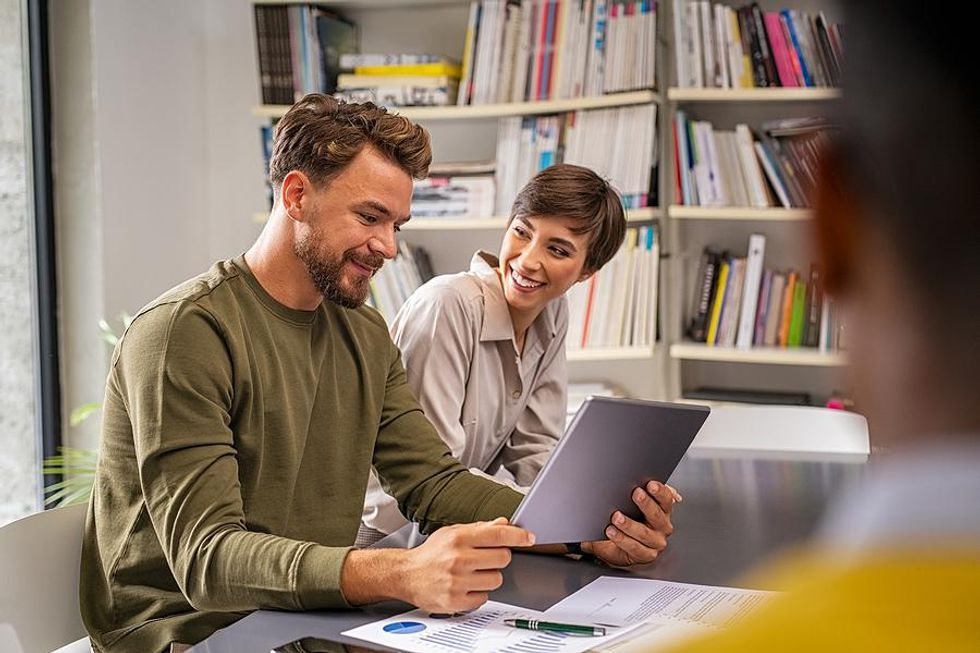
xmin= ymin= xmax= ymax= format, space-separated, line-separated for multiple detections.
xmin=602 ymin=525 xmax=660 ymax=565
xmin=609 ymin=511 xmax=668 ymax=551
xmin=467 ymin=570 xmax=505 ymax=592
xmin=633 ymin=486 xmax=673 ymax=534
xmin=467 ymin=522 xmax=536 ymax=548
xmin=645 ymin=481 xmax=676 ymax=514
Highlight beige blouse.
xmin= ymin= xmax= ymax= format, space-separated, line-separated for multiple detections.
xmin=361 ymin=251 xmax=568 ymax=535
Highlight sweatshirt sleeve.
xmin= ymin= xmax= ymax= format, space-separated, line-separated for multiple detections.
xmin=371 ymin=325 xmax=523 ymax=534
xmin=120 ymin=301 xmax=353 ymax=611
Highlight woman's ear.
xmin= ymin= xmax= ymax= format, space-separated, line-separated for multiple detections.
xmin=577 ymin=268 xmax=595 ymax=283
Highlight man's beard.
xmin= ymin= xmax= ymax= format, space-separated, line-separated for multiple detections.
xmin=294 ymin=227 xmax=384 ymax=309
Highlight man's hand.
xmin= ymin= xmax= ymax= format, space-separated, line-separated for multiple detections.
xmin=341 ymin=517 xmax=534 ymax=613
xmin=579 ymin=481 xmax=680 ymax=567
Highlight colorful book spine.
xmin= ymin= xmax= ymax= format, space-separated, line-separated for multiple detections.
xmin=706 ymin=259 xmax=731 ymax=346
xmin=788 ymin=278 xmax=807 ymax=346
xmin=764 ymin=12 xmax=798 ymax=87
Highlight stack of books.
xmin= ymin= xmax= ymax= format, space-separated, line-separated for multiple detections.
xmin=671 ymin=1 xmax=843 ymax=89
xmin=566 ymin=225 xmax=660 ymax=351
xmin=335 ymin=54 xmax=462 ymax=107
xmin=673 ymin=115 xmax=832 ymax=208
xmin=412 ymin=161 xmax=497 ymax=219
xmin=458 ymin=0 xmax=659 ymax=105
xmin=253 ymin=4 xmax=357 ymax=104
xmin=686 ymin=234 xmax=843 ymax=352
xmin=495 ymin=103 xmax=657 ymax=213
xmin=368 ymin=242 xmax=434 ymax=322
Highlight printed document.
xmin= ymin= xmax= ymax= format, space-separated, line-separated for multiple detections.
xmin=342 ymin=600 xmax=639 ymax=653
xmin=545 ymin=576 xmax=775 ymax=629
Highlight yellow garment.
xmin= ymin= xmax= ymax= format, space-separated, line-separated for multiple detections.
xmin=664 ymin=550 xmax=980 ymax=653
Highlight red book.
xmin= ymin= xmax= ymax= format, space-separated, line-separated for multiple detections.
xmin=779 ymin=13 xmax=806 ymax=86
xmin=672 ymin=119 xmax=683 ymax=202
xmin=764 ymin=12 xmax=798 ymax=87
xmin=533 ymin=1 xmax=551 ymax=100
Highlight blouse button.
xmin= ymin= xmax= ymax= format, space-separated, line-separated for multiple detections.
xmin=511 ymin=390 xmax=521 ymax=399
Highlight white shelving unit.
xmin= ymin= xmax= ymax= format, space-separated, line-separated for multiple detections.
xmin=252 ymin=207 xmax=661 ymax=229
xmin=667 ymin=87 xmax=841 ymax=102
xmin=670 ymin=343 xmax=847 ymax=367
xmin=253 ymin=90 xmax=662 ymax=120
xmin=668 ymin=206 xmax=812 ymax=221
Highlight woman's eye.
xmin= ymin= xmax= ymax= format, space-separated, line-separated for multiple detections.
xmin=551 ymin=247 xmax=570 ymax=257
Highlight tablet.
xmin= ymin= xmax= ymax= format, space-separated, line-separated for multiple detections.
xmin=511 ymin=397 xmax=710 ymax=544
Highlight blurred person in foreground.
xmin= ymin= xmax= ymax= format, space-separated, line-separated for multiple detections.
xmin=663 ymin=3 xmax=980 ymax=651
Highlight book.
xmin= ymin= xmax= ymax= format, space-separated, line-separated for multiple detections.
xmin=354 ymin=62 xmax=463 ymax=78
xmin=763 ymin=12 xmax=797 ymax=87
xmin=736 ymin=234 xmax=766 ymax=349
xmin=787 ymin=278 xmax=807 ymax=347
xmin=752 ymin=269 xmax=774 ymax=346
xmin=804 ymin=265 xmax=823 ymax=347
xmin=705 ymin=258 xmax=730 ymax=346
xmin=717 ymin=257 xmax=746 ymax=347
xmin=687 ymin=247 xmax=721 ymax=342
xmin=337 ymin=74 xmax=458 ymax=89
xmin=777 ymin=271 xmax=797 ymax=347
xmin=762 ymin=272 xmax=785 ymax=347
xmin=335 ymin=85 xmax=457 ymax=107
xmin=340 ymin=53 xmax=452 ymax=69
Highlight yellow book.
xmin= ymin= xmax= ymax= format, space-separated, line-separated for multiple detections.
xmin=354 ymin=62 xmax=463 ymax=79
xmin=705 ymin=260 xmax=730 ymax=346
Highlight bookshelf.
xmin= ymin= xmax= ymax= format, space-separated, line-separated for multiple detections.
xmin=661 ymin=1 xmax=847 ymax=407
xmin=249 ymin=0 xmax=846 ymax=404
xmin=253 ymin=89 xmax=663 ymax=120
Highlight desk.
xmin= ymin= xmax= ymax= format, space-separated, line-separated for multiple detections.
xmin=188 ymin=450 xmax=865 ymax=653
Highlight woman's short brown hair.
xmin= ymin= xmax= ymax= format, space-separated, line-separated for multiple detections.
xmin=509 ymin=164 xmax=627 ymax=272
xmin=269 ymin=94 xmax=432 ymax=196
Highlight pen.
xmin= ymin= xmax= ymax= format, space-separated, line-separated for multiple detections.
xmin=503 ymin=618 xmax=606 ymax=637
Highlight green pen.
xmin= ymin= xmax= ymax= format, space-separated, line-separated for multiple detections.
xmin=503 ymin=618 xmax=606 ymax=637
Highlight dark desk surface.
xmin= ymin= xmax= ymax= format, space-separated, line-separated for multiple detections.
xmin=189 ymin=449 xmax=865 ymax=653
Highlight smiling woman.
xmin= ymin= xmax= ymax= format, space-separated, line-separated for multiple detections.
xmin=359 ymin=164 xmax=628 ymax=543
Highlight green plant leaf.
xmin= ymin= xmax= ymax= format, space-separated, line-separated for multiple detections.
xmin=69 ymin=402 xmax=102 ymax=427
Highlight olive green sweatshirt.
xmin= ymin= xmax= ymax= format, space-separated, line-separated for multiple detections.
xmin=80 ymin=257 xmax=523 ymax=653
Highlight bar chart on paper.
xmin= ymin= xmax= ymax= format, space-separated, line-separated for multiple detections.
xmin=342 ymin=601 xmax=637 ymax=653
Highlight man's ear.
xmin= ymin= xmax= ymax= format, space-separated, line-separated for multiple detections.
xmin=280 ymin=170 xmax=311 ymax=223
xmin=814 ymin=147 xmax=861 ymax=297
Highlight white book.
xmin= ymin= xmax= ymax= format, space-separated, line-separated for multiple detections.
xmin=713 ymin=3 xmax=730 ymax=88
xmin=510 ymin=0 xmax=534 ymax=101
xmin=763 ymin=272 xmax=786 ymax=347
xmin=698 ymin=121 xmax=724 ymax=206
xmin=754 ymin=141 xmax=792 ymax=208
xmin=486 ymin=0 xmax=507 ymax=103
xmin=458 ymin=2 xmax=480 ymax=105
xmin=497 ymin=2 xmax=520 ymax=103
xmin=718 ymin=258 xmax=745 ymax=347
xmin=565 ymin=277 xmax=590 ymax=350
xmin=710 ymin=130 xmax=733 ymax=206
xmin=698 ymin=1 xmax=715 ymax=88
xmin=609 ymin=235 xmax=635 ymax=346
xmin=648 ymin=1 xmax=658 ymax=88
xmin=719 ymin=131 xmax=749 ymax=207
xmin=639 ymin=226 xmax=660 ymax=346
xmin=686 ymin=2 xmax=703 ymax=87
xmin=736 ymin=234 xmax=766 ymax=349
xmin=818 ymin=294 xmax=832 ymax=352
xmin=735 ymin=124 xmax=771 ymax=207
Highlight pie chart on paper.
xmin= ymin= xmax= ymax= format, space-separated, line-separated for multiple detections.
xmin=383 ymin=621 xmax=427 ymax=635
